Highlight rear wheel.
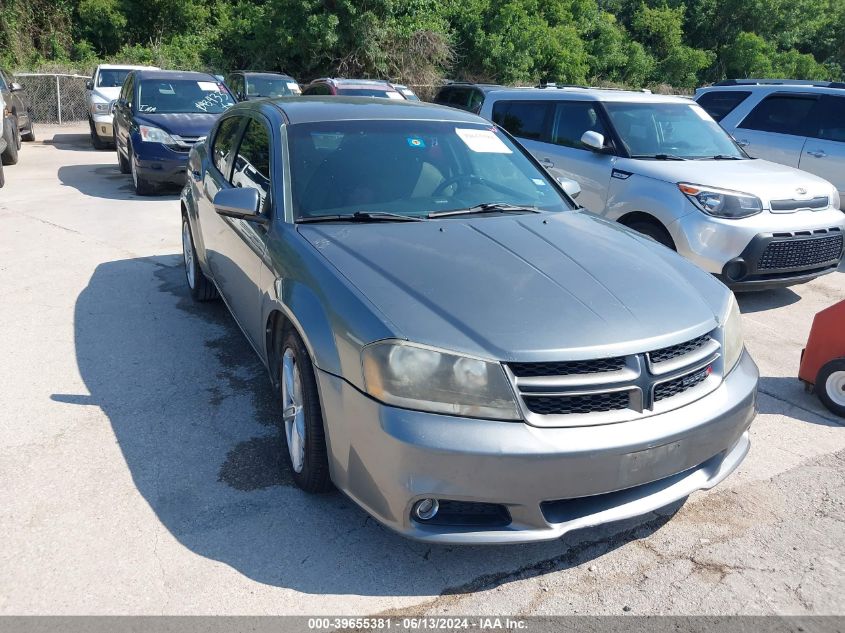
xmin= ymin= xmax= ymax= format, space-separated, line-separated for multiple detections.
xmin=278 ymin=327 xmax=331 ymax=493
xmin=817 ymin=359 xmax=845 ymax=418
xmin=181 ymin=215 xmax=218 ymax=301
xmin=129 ymin=144 xmax=155 ymax=195
xmin=20 ymin=114 xmax=35 ymax=142
xmin=2 ymin=116 xmax=19 ymax=165
xmin=624 ymin=219 xmax=676 ymax=250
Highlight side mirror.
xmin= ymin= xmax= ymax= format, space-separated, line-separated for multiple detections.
xmin=108 ymin=99 xmax=118 ymax=114
xmin=556 ymin=176 xmax=581 ymax=200
xmin=85 ymin=80 xmax=94 ymax=91
xmin=581 ymin=130 xmax=607 ymax=152
xmin=213 ymin=187 xmax=266 ymax=223
xmin=10 ymin=82 xmax=23 ymax=92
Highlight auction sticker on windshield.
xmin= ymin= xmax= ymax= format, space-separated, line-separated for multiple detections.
xmin=455 ymin=128 xmax=512 ymax=153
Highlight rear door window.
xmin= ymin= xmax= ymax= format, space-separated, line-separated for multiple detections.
xmin=212 ymin=116 xmax=244 ymax=179
xmin=811 ymin=95 xmax=845 ymax=142
xmin=231 ymin=119 xmax=272 ymax=210
xmin=492 ymin=101 xmax=550 ymax=141
xmin=695 ymin=91 xmax=751 ymax=122
xmin=550 ymin=101 xmax=607 ymax=149
xmin=738 ymin=94 xmax=817 ymax=136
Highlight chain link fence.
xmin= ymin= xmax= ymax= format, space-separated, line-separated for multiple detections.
xmin=13 ymin=73 xmax=90 ymax=124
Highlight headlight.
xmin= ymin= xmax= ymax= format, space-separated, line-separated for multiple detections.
xmin=139 ymin=125 xmax=175 ymax=144
xmin=720 ymin=293 xmax=743 ymax=373
xmin=679 ymin=183 xmax=762 ymax=219
xmin=91 ymin=101 xmax=111 ymax=114
xmin=361 ymin=341 xmax=521 ymax=420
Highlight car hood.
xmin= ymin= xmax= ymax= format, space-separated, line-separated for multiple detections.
xmin=299 ymin=212 xmax=727 ymax=361
xmin=91 ymin=87 xmax=121 ymax=103
xmin=134 ymin=113 xmax=220 ymax=137
xmin=618 ymin=157 xmax=835 ymax=207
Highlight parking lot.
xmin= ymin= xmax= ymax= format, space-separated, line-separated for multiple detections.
xmin=0 ymin=124 xmax=843 ymax=615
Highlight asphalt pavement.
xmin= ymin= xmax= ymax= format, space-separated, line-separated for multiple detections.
xmin=0 ymin=124 xmax=842 ymax=615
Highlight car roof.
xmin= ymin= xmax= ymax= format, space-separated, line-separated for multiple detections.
xmin=235 ymin=71 xmax=295 ymax=79
xmin=696 ymin=83 xmax=845 ymax=96
xmin=97 ymin=64 xmax=158 ymax=71
xmin=310 ymin=78 xmax=395 ymax=87
xmin=132 ymin=70 xmax=218 ymax=81
xmin=260 ymin=96 xmax=490 ymax=125
xmin=482 ymin=87 xmax=693 ymax=104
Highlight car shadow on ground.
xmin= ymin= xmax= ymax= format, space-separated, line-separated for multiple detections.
xmin=757 ymin=376 xmax=845 ymax=427
xmin=44 ymin=132 xmax=101 ymax=152
xmin=735 ymin=288 xmax=801 ymax=313
xmin=58 ymin=163 xmax=180 ymax=201
xmin=52 ymin=254 xmax=684 ymax=596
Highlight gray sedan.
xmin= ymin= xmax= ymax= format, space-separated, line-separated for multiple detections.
xmin=180 ymin=97 xmax=758 ymax=544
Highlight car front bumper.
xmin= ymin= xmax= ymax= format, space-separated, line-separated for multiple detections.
xmin=91 ymin=112 xmax=113 ymax=139
xmin=133 ymin=142 xmax=190 ymax=186
xmin=670 ymin=206 xmax=845 ymax=288
xmin=316 ymin=350 xmax=758 ymax=544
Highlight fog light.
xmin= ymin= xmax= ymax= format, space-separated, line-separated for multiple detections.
xmin=723 ymin=259 xmax=747 ymax=282
xmin=413 ymin=498 xmax=439 ymax=521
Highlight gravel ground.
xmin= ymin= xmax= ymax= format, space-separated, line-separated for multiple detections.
xmin=0 ymin=124 xmax=843 ymax=616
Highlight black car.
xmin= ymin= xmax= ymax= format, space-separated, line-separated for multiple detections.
xmin=301 ymin=78 xmax=406 ymax=99
xmin=432 ymin=82 xmax=503 ymax=114
xmin=113 ymin=70 xmax=236 ymax=195
xmin=225 ymin=71 xmax=301 ymax=101
xmin=0 ymin=69 xmax=34 ymax=165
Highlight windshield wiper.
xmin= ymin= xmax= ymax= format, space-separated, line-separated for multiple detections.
xmin=630 ymin=153 xmax=688 ymax=161
xmin=297 ymin=211 xmax=425 ymax=224
xmin=428 ymin=203 xmax=542 ymax=219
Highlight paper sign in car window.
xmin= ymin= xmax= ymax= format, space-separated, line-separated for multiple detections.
xmin=455 ymin=128 xmax=512 ymax=153
xmin=689 ymin=104 xmax=713 ymax=121
xmin=197 ymin=81 xmax=219 ymax=92
xmin=286 ymin=82 xmax=301 ymax=92
xmin=385 ymin=92 xmax=405 ymax=100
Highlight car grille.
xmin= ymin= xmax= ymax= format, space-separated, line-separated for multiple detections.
xmin=167 ymin=135 xmax=203 ymax=153
xmin=770 ymin=197 xmax=829 ymax=211
xmin=507 ymin=332 xmax=721 ymax=426
xmin=758 ymin=232 xmax=843 ymax=270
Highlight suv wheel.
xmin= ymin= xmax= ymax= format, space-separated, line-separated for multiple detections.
xmin=129 ymin=144 xmax=155 ymax=195
xmin=625 ymin=219 xmax=676 ymax=250
xmin=181 ymin=215 xmax=218 ymax=301
xmin=20 ymin=113 xmax=35 ymax=142
xmin=2 ymin=116 xmax=19 ymax=165
xmin=89 ymin=118 xmax=107 ymax=150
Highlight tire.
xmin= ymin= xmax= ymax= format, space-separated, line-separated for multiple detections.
xmin=89 ymin=118 xmax=107 ymax=150
xmin=625 ymin=219 xmax=676 ymax=250
xmin=116 ymin=135 xmax=130 ymax=174
xmin=181 ymin=215 xmax=218 ymax=302
xmin=0 ymin=161 xmax=5 ymax=188
xmin=2 ymin=117 xmax=19 ymax=165
xmin=816 ymin=359 xmax=845 ymax=418
xmin=278 ymin=327 xmax=332 ymax=493
xmin=129 ymin=144 xmax=155 ymax=195
xmin=20 ymin=116 xmax=34 ymax=142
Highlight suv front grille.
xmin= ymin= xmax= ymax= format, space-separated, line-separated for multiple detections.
xmin=506 ymin=332 xmax=721 ymax=426
xmin=759 ymin=233 xmax=843 ymax=270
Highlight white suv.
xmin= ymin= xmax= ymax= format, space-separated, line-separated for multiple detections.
xmin=85 ymin=64 xmax=158 ymax=149
xmin=479 ymin=87 xmax=844 ymax=290
xmin=695 ymin=80 xmax=845 ymax=206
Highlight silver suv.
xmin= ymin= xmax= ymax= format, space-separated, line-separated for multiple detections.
xmin=479 ymin=87 xmax=845 ymax=289
xmin=695 ymin=80 xmax=845 ymax=207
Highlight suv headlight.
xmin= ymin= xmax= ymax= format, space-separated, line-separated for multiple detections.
xmin=361 ymin=341 xmax=521 ymax=420
xmin=679 ymin=183 xmax=762 ymax=219
xmin=720 ymin=293 xmax=743 ymax=373
xmin=139 ymin=125 xmax=175 ymax=144
xmin=91 ymin=101 xmax=111 ymax=114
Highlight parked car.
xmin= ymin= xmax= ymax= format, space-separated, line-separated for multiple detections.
xmin=695 ymin=79 xmax=845 ymax=208
xmin=301 ymin=78 xmax=406 ymax=99
xmin=391 ymin=84 xmax=420 ymax=100
xmin=113 ymin=70 xmax=236 ymax=195
xmin=86 ymin=64 xmax=158 ymax=149
xmin=433 ymin=82 xmax=504 ymax=114
xmin=0 ymin=84 xmax=19 ymax=167
xmin=225 ymin=71 xmax=301 ymax=101
xmin=180 ymin=96 xmax=757 ymax=544
xmin=0 ymin=68 xmax=35 ymax=148
xmin=479 ymin=87 xmax=845 ymax=290
xmin=0 ymin=91 xmax=7 ymax=187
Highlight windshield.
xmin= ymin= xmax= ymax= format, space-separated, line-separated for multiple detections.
xmin=288 ymin=120 xmax=573 ymax=220
xmin=337 ymin=88 xmax=403 ymax=99
xmin=137 ymin=79 xmax=235 ymax=114
xmin=247 ymin=76 xmax=299 ymax=97
xmin=97 ymin=69 xmax=131 ymax=88
xmin=604 ymin=102 xmax=744 ymax=159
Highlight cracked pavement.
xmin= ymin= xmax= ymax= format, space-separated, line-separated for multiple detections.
xmin=0 ymin=125 xmax=843 ymax=615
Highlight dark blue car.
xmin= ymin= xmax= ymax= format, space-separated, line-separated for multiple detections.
xmin=113 ymin=70 xmax=236 ymax=195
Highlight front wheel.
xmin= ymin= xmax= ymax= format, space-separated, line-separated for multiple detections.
xmin=2 ymin=117 xmax=19 ymax=165
xmin=625 ymin=220 xmax=676 ymax=250
xmin=89 ymin=118 xmax=107 ymax=149
xmin=181 ymin=215 xmax=218 ymax=301
xmin=129 ymin=144 xmax=155 ymax=195
xmin=20 ymin=114 xmax=35 ymax=142
xmin=279 ymin=328 xmax=332 ymax=493
xmin=817 ymin=359 xmax=845 ymax=418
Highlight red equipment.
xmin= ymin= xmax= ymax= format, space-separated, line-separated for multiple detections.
xmin=799 ymin=299 xmax=845 ymax=417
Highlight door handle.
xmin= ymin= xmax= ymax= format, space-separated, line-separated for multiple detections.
xmin=540 ymin=157 xmax=555 ymax=168
xmin=735 ymin=139 xmax=750 ymax=147
xmin=806 ymin=150 xmax=827 ymax=158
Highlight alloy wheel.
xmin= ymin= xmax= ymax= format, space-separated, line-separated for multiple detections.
xmin=282 ymin=348 xmax=306 ymax=473
xmin=182 ymin=220 xmax=196 ymax=289
xmin=826 ymin=370 xmax=845 ymax=407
